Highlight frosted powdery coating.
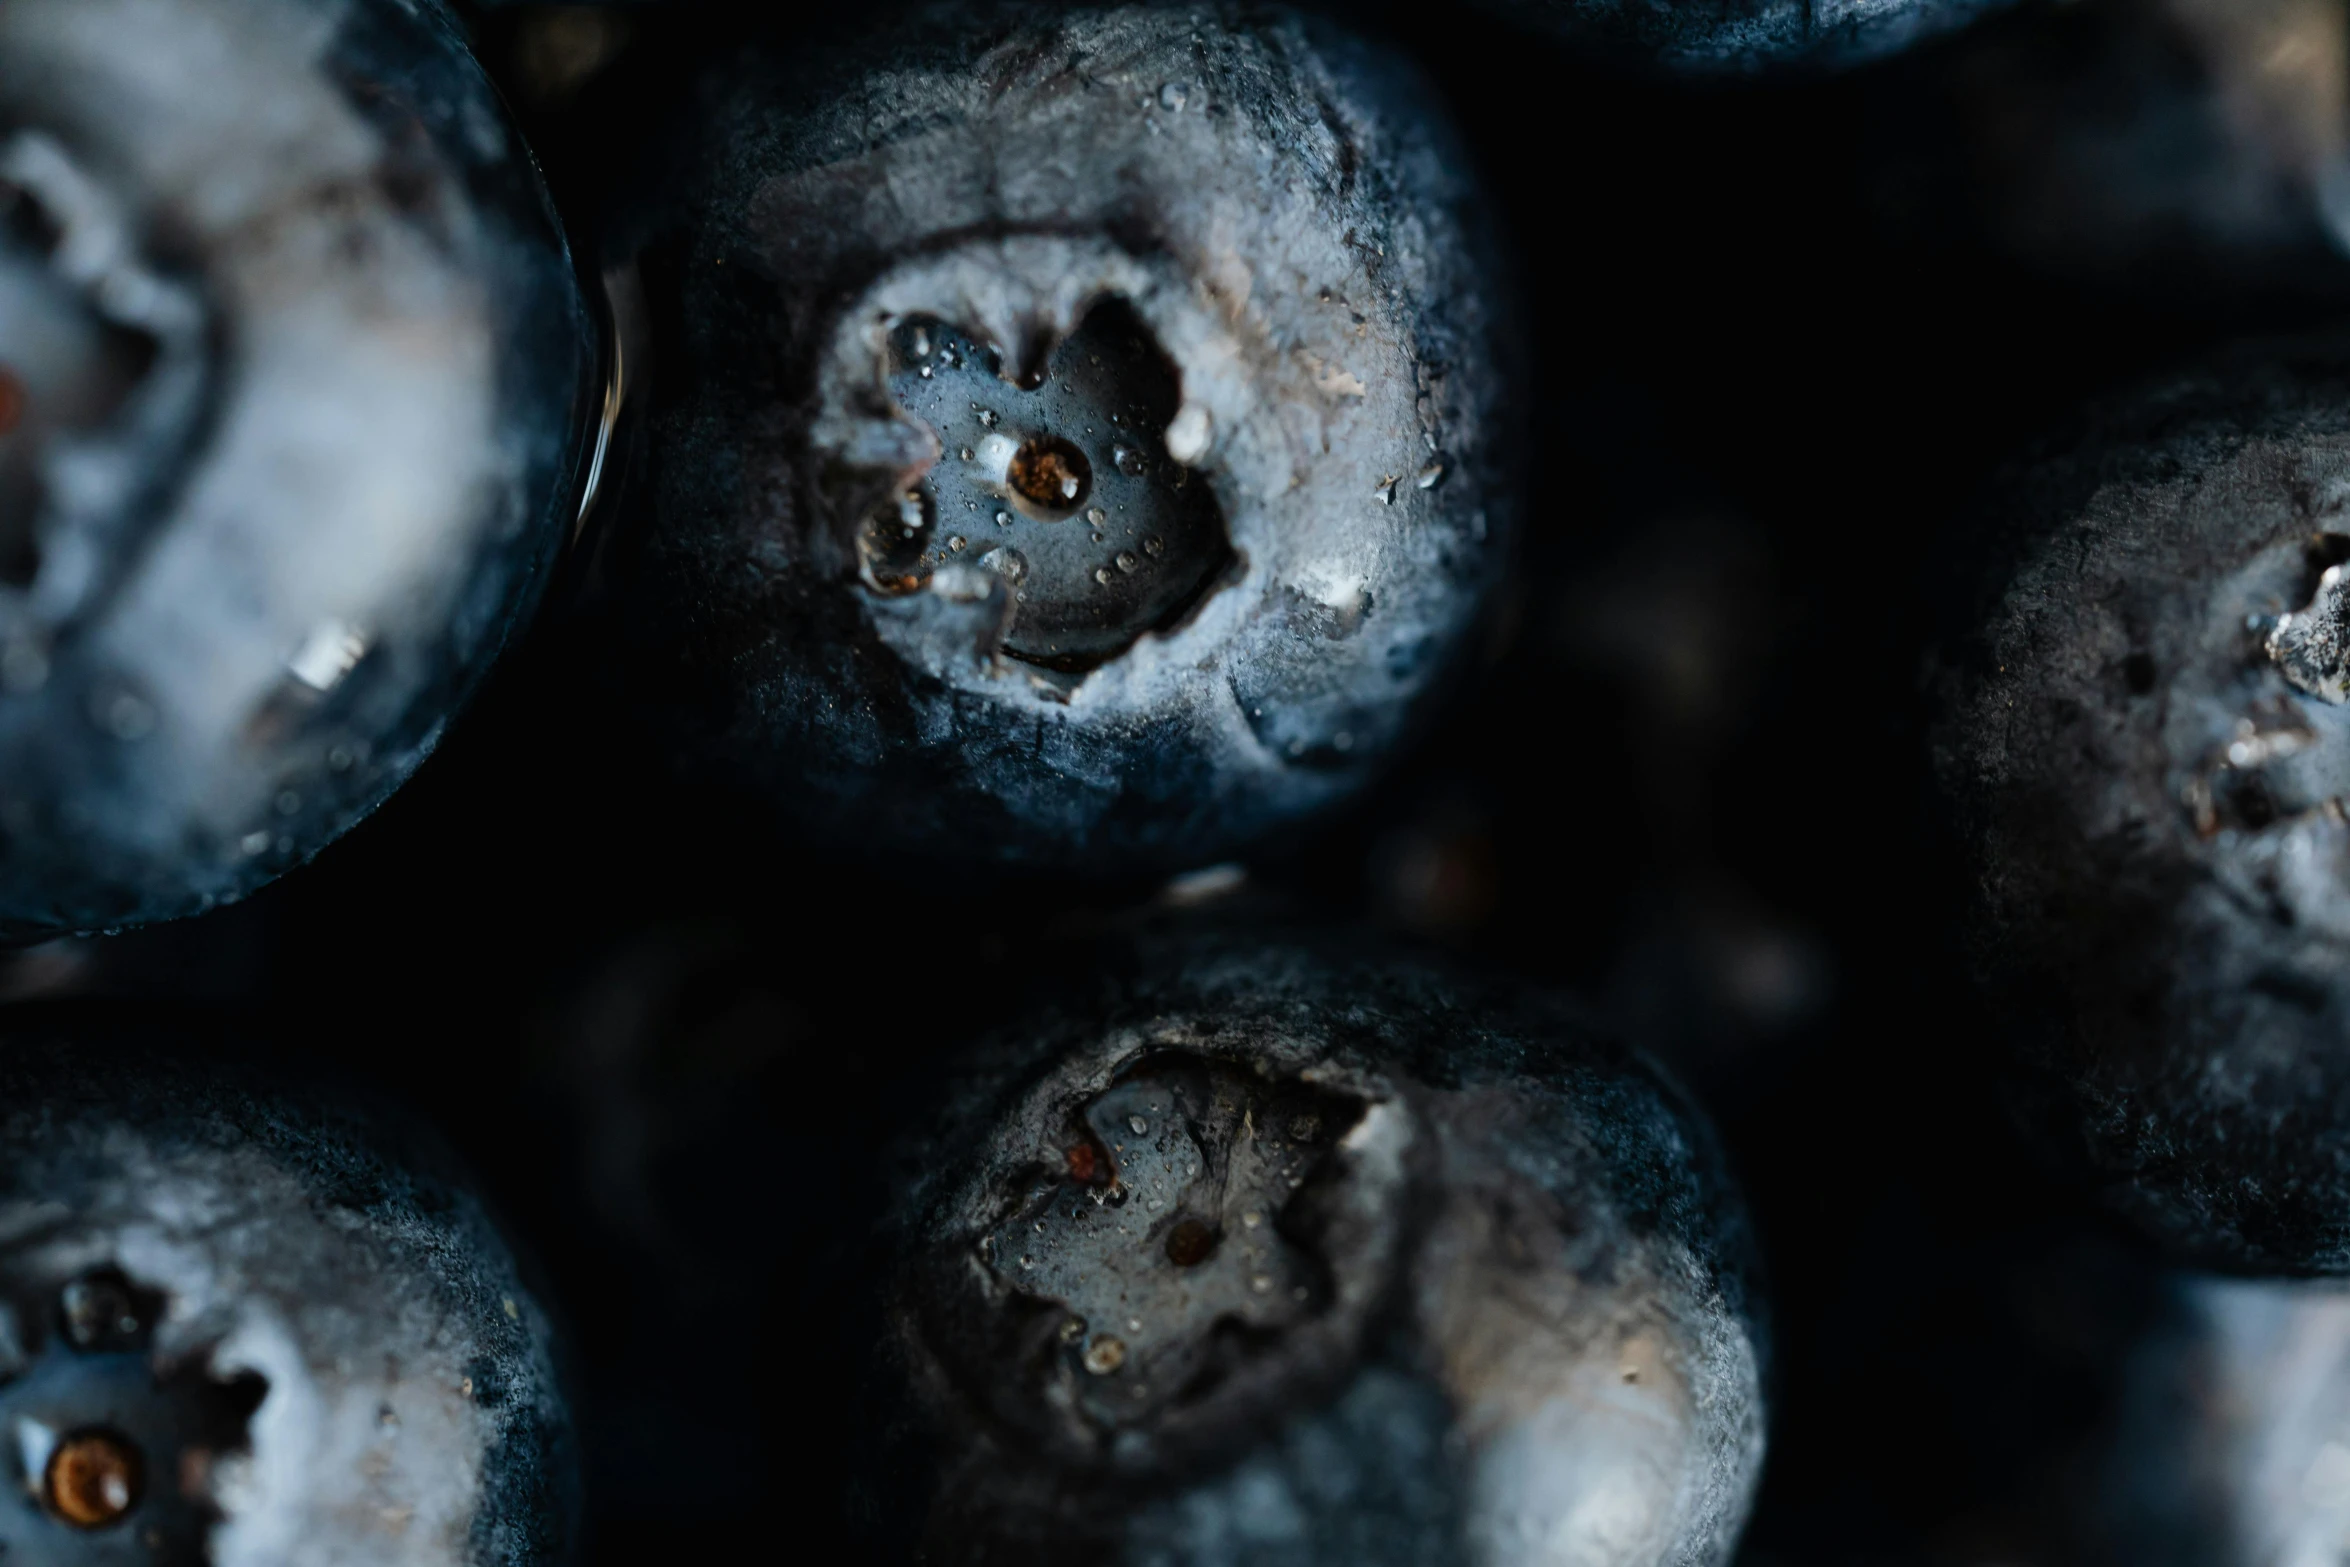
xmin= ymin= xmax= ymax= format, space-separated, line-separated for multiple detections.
xmin=615 ymin=3 xmax=1514 ymax=872
xmin=0 ymin=0 xmax=596 ymax=938
xmin=872 ymin=921 xmax=1767 ymax=1566
xmin=0 ymin=1032 xmax=574 ymax=1565
xmin=1936 ymin=341 xmax=2350 ymax=1272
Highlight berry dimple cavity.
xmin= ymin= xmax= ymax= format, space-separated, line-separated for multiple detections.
xmin=866 ymin=302 xmax=1232 ymax=673
xmin=0 ymin=1264 xmax=268 ymax=1559
xmin=955 ymin=1056 xmax=1372 ymax=1450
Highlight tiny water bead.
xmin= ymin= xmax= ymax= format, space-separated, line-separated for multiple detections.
xmin=62 ymin=1273 xmax=151 ymax=1351
xmin=1008 ymin=436 xmax=1092 ymax=516
xmin=856 ymin=483 xmax=934 ymax=594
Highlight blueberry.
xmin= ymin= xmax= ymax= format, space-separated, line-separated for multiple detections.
xmin=606 ymin=4 xmax=1515 ymax=874
xmin=2093 ymin=1271 xmax=2350 ymax=1565
xmin=1875 ymin=0 xmax=2350 ymax=301
xmin=1933 ymin=341 xmax=2350 ymax=1271
xmin=1482 ymin=0 xmax=2022 ymax=72
xmin=1775 ymin=1200 xmax=2350 ymax=1565
xmin=859 ymin=917 xmax=1766 ymax=1564
xmin=0 ymin=1022 xmax=575 ymax=1565
xmin=0 ymin=0 xmax=601 ymax=939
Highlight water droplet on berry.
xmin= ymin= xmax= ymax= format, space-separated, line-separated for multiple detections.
xmin=44 ymin=1431 xmax=141 ymax=1529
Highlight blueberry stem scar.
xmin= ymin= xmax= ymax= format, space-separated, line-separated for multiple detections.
xmin=862 ymin=301 xmax=1231 ymax=672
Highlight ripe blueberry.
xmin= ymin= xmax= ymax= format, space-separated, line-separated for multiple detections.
xmin=1887 ymin=0 xmax=2350 ymax=300
xmin=2094 ymin=1270 xmax=2350 ymax=1564
xmin=0 ymin=1022 xmax=575 ymax=1565
xmin=607 ymin=4 xmax=1515 ymax=874
xmin=861 ymin=918 xmax=1767 ymax=1565
xmin=1935 ymin=341 xmax=2350 ymax=1271
xmin=0 ymin=0 xmax=600 ymax=939
xmin=1481 ymin=0 xmax=2022 ymax=72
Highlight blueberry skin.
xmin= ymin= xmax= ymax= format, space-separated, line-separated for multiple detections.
xmin=862 ymin=916 xmax=1767 ymax=1566
xmin=0 ymin=1022 xmax=576 ymax=1566
xmin=1934 ymin=340 xmax=2350 ymax=1273
xmin=0 ymin=0 xmax=600 ymax=940
xmin=610 ymin=4 xmax=1515 ymax=875
xmin=1482 ymin=0 xmax=2022 ymax=72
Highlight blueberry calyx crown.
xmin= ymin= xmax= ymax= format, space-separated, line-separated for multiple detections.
xmin=922 ymin=1050 xmax=1410 ymax=1475
xmin=854 ymin=299 xmax=1233 ymax=677
xmin=0 ymin=1266 xmax=266 ymax=1564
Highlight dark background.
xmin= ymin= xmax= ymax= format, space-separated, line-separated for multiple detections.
xmin=15 ymin=1 xmax=2347 ymax=1560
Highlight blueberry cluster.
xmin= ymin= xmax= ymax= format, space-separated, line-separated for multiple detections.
xmin=11 ymin=0 xmax=2350 ymax=1563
